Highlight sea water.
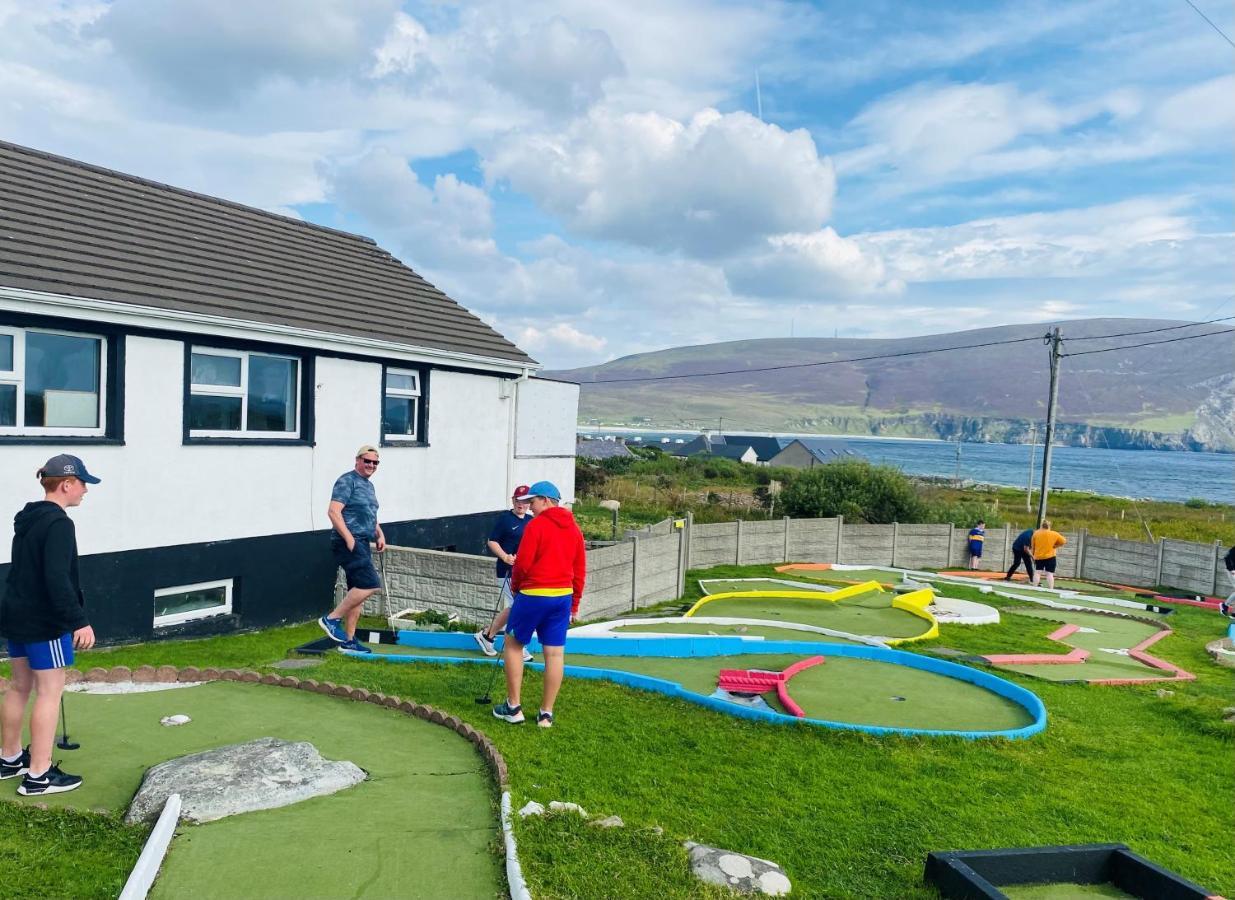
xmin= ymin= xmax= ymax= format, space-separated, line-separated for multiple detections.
xmin=584 ymin=430 xmax=1235 ymax=505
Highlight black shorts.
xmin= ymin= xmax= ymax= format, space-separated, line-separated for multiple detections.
xmin=1035 ymin=557 xmax=1057 ymax=573
xmin=333 ymin=539 xmax=381 ymax=590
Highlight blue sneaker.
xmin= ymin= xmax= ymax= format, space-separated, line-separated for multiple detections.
xmin=318 ymin=616 xmax=347 ymax=643
xmin=492 ymin=701 xmax=525 ymax=724
xmin=340 ymin=638 xmax=372 ymax=654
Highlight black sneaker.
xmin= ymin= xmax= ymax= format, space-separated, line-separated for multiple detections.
xmin=18 ymin=763 xmax=82 ymax=796
xmin=0 ymin=747 xmax=29 ymax=780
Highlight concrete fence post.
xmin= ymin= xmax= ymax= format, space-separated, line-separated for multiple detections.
xmin=630 ymin=538 xmax=640 ymax=612
xmin=1154 ymin=538 xmax=1165 ymax=588
xmin=685 ymin=511 xmax=694 ymax=572
xmin=1076 ymin=528 xmax=1088 ymax=579
xmin=891 ymin=522 xmax=899 ymax=568
xmin=675 ymin=520 xmax=687 ymax=600
xmin=835 ymin=515 xmax=844 ymax=564
xmin=947 ymin=526 xmax=956 ymax=569
xmin=1003 ymin=524 xmax=1012 ymax=572
xmin=1214 ymin=540 xmax=1223 ymax=597
xmin=735 ymin=519 xmax=744 ymax=565
xmin=783 ymin=516 xmax=791 ymax=563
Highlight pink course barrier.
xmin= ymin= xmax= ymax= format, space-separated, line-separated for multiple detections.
xmin=717 ymin=656 xmax=827 ymax=718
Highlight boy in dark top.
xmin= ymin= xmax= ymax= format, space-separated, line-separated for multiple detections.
xmin=1221 ymin=545 xmax=1235 ymax=617
xmin=1005 ymin=528 xmax=1036 ymax=581
xmin=967 ymin=521 xmax=985 ymax=570
xmin=475 ymin=486 xmax=533 ymax=662
xmin=1 ymin=455 xmax=99 ymax=796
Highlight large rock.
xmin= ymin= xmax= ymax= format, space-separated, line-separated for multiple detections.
xmin=125 ymin=737 xmax=365 ymax=824
xmin=685 ymin=842 xmax=792 ymax=896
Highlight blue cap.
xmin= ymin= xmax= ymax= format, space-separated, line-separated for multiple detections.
xmin=38 ymin=454 xmax=101 ymax=484
xmin=526 ymin=480 xmax=561 ymax=501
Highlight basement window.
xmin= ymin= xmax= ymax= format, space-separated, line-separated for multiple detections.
xmin=154 ymin=579 xmax=233 ymax=628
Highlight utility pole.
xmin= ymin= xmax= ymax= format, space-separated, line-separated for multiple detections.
xmin=1025 ymin=421 xmax=1037 ymax=512
xmin=1036 ymin=328 xmax=1063 ymax=527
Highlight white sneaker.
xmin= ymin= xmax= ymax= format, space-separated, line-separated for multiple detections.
xmin=522 ymin=647 xmax=534 ymax=663
xmin=473 ymin=630 xmax=497 ymax=657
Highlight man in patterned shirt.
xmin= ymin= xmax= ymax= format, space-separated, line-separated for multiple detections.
xmin=319 ymin=445 xmax=385 ymax=652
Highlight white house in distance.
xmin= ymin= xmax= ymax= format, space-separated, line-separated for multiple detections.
xmin=0 ymin=141 xmax=577 ymax=643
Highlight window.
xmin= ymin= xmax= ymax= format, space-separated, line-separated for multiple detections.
xmin=382 ymin=367 xmax=422 ymax=441
xmin=154 ymin=579 xmax=233 ymax=628
xmin=188 ymin=348 xmax=299 ymax=438
xmin=0 ymin=326 xmax=107 ymax=436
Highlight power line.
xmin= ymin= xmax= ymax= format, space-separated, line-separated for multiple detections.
xmin=585 ymin=335 xmax=1043 ymax=384
xmin=1067 ymin=315 xmax=1235 ymax=341
xmin=1062 ymin=328 xmax=1233 ymax=357
xmin=1181 ymin=0 xmax=1235 ymax=49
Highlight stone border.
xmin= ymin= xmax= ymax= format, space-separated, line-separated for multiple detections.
xmin=0 ymin=666 xmax=519 ymax=890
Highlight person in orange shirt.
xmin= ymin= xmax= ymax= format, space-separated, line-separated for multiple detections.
xmin=1030 ymin=520 xmax=1066 ymax=590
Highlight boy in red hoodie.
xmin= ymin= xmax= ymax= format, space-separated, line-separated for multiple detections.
xmin=493 ymin=480 xmax=586 ymax=728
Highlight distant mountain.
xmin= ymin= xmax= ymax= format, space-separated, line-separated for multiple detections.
xmin=545 ymin=319 xmax=1235 ymax=452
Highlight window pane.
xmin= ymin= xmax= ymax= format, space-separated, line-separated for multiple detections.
xmin=0 ymin=334 xmax=12 ymax=372
xmin=387 ymin=371 xmax=417 ymax=392
xmin=247 ymin=356 xmax=297 ymax=432
xmin=156 ymin=586 xmax=227 ymax=620
xmin=191 ymin=352 xmax=241 ymax=387
xmin=25 ymin=332 xmax=101 ymax=427
xmin=0 ymin=384 xmax=14 ymax=426
xmin=383 ymin=396 xmax=417 ymax=437
xmin=189 ymin=394 xmax=242 ymax=430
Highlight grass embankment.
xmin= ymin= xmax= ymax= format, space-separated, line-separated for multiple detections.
xmin=3 ymin=567 xmax=1232 ymax=899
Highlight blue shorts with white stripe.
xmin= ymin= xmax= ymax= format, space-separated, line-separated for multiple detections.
xmin=8 ymin=634 xmax=74 ymax=670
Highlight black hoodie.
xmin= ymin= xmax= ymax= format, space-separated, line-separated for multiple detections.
xmin=1 ymin=501 xmax=89 ymax=642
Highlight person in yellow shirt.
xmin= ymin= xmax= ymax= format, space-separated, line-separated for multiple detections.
xmin=1030 ymin=520 xmax=1066 ymax=590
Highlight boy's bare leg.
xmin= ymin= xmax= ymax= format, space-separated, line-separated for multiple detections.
xmin=1 ymin=658 xmax=33 ymax=760
xmin=502 ymin=636 xmax=526 ymax=708
xmin=539 ymin=645 xmax=565 ymax=714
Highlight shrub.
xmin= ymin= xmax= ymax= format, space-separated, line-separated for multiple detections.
xmin=1184 ymin=497 xmax=1209 ymax=509
xmin=780 ymin=459 xmax=925 ymax=523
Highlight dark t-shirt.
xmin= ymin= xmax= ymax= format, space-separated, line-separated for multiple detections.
xmin=488 ymin=509 xmax=529 ymax=578
xmin=1012 ymin=529 xmax=1034 ymax=552
xmin=330 ymin=470 xmax=379 ymax=543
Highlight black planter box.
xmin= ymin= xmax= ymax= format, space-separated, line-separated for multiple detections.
xmin=924 ymin=843 xmax=1220 ymax=900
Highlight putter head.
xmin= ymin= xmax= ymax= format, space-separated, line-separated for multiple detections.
xmin=57 ymin=737 xmax=80 ymax=750
xmin=474 ymin=695 xmax=491 ymax=705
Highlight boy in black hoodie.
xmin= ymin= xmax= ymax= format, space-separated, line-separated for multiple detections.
xmin=0 ymin=454 xmax=99 ymax=796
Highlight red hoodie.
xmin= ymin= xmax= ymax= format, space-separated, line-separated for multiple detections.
xmin=510 ymin=505 xmax=587 ymax=614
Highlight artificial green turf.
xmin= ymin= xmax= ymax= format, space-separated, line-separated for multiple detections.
xmin=2 ymin=568 xmax=1232 ymax=900
xmin=1001 ymin=882 xmax=1135 ymax=899
xmin=0 ymin=682 xmax=499 ymax=900
xmin=990 ymin=585 xmax=1159 ymax=615
xmin=610 ymin=621 xmax=860 ymax=643
xmin=693 ymin=592 xmax=929 ymax=638
xmin=782 ymin=567 xmax=901 ymax=586
xmin=698 ymin=577 xmax=829 ymax=594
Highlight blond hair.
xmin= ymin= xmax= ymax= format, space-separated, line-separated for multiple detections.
xmin=1040 ymin=519 xmax=1052 ymax=530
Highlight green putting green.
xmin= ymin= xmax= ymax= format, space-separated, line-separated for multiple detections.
xmin=993 ymin=609 xmax=1171 ymax=683
xmin=8 ymin=683 xmax=499 ymax=899
xmin=992 ymin=586 xmax=1156 ymax=614
xmin=692 ymin=592 xmax=929 ymax=639
xmin=700 ymin=578 xmax=829 ymax=594
xmin=786 ymin=568 xmax=901 ymax=586
xmin=1000 ymin=882 xmax=1135 ymax=899
xmin=611 ymin=622 xmax=863 ymax=644
xmin=364 ymin=646 xmax=1030 ymax=731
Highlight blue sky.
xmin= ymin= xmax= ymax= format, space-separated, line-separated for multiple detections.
xmin=1 ymin=0 xmax=1231 ymax=368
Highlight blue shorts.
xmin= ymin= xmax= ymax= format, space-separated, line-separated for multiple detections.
xmin=8 ymin=634 xmax=74 ymax=671
xmin=506 ymin=592 xmax=572 ymax=647
xmin=332 ymin=539 xmax=381 ymax=590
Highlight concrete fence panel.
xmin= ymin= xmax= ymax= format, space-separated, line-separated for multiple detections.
xmin=361 ymin=546 xmax=494 ymax=619
xmin=894 ymin=524 xmax=952 ymax=570
xmin=635 ymin=533 xmax=682 ymax=607
xmin=1080 ymin=536 xmax=1158 ymax=587
xmin=690 ymin=522 xmax=740 ymax=569
xmin=1160 ymin=539 xmax=1219 ymax=595
xmin=841 ymin=525 xmax=894 ymax=566
xmin=739 ymin=520 xmax=788 ymax=565
xmin=579 ymin=542 xmax=636 ymax=619
xmin=786 ymin=518 xmax=839 ymax=562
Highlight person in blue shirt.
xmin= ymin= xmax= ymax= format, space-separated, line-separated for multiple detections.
xmin=1004 ymin=527 xmax=1036 ymax=581
xmin=318 ymin=446 xmax=385 ymax=652
xmin=475 ymin=486 xmax=533 ymax=661
xmin=967 ymin=521 xmax=985 ymax=570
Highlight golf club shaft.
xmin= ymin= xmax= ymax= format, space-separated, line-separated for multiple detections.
xmin=474 ymin=574 xmax=511 ymax=702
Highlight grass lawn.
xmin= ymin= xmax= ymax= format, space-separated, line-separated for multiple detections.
xmin=2 ymin=563 xmax=1232 ymax=898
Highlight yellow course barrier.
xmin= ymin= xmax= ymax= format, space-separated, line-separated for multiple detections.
xmin=684 ymin=581 xmax=886 ymax=618
xmin=888 ymin=587 xmax=940 ymax=645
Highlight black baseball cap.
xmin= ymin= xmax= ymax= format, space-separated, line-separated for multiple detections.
xmin=37 ymin=454 xmax=101 ymax=484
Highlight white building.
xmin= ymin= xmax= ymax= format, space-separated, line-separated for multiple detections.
xmin=0 ymin=141 xmax=577 ymax=642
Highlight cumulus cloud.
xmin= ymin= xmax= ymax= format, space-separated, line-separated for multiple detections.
xmin=518 ymin=322 xmax=607 ymax=353
xmin=725 ymin=229 xmax=903 ymax=300
xmin=93 ymin=0 xmax=401 ymax=103
xmin=486 ymin=17 xmax=624 ymax=116
xmin=486 ymin=108 xmax=835 ymax=257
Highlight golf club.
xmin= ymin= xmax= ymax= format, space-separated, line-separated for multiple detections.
xmin=57 ymin=696 xmax=79 ymax=751
xmin=474 ymin=574 xmax=510 ymax=705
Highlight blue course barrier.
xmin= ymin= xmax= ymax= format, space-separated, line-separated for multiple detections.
xmin=355 ymin=631 xmax=1047 ymax=740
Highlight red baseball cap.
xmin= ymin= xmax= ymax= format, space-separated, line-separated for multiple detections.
xmin=512 ymin=485 xmax=531 ymax=501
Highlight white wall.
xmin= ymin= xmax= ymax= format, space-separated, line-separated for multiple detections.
xmin=0 ymin=334 xmax=579 ymax=562
xmin=512 ymin=377 xmax=578 ymax=501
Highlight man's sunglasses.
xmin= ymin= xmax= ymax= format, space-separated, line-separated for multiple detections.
xmin=360 ymin=458 xmax=380 ymax=466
